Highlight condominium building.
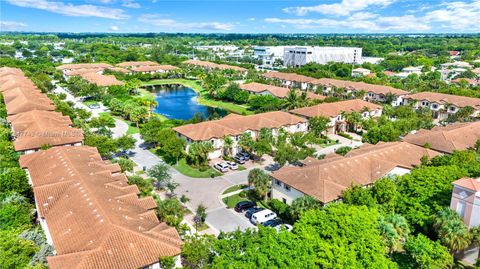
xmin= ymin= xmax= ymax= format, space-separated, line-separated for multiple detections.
xmin=253 ymin=46 xmax=286 ymax=66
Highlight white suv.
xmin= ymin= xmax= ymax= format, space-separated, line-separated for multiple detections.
xmin=214 ymin=162 xmax=229 ymax=173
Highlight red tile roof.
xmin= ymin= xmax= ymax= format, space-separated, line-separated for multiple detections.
xmin=239 ymin=82 xmax=324 ymax=100
xmin=453 ymin=177 xmax=480 ymax=192
xmin=184 ymin=60 xmax=247 ymax=72
xmin=404 ymin=92 xmax=480 ymax=109
xmin=290 ymin=99 xmax=382 ymax=118
xmin=174 ymin=111 xmax=306 ymax=141
xmin=131 ymin=65 xmax=178 ymax=73
xmin=19 ymin=146 xmax=182 ymax=269
xmin=272 ymin=142 xmax=439 ymax=203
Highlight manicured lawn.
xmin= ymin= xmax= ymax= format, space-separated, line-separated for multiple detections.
xmin=222 ymin=184 xmax=247 ymax=195
xmin=222 ymin=193 xmax=249 ymax=208
xmin=142 ymin=78 xmax=253 ymax=115
xmin=172 ymin=158 xmax=221 ymax=178
xmin=126 ymin=122 xmax=140 ymax=135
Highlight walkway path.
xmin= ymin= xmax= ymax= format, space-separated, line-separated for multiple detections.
xmin=315 ymin=133 xmax=363 ymax=155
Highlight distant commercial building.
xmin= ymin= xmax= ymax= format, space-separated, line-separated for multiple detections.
xmin=253 ymin=46 xmax=286 ymax=66
xmin=283 ymin=46 xmax=362 ymax=67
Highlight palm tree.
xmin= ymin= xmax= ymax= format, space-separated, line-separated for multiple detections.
xmin=434 ymin=207 xmax=472 ymax=255
xmin=247 ymin=168 xmax=270 ymax=201
xmin=188 ymin=141 xmax=214 ymax=167
xmin=379 ymin=213 xmax=410 ymax=256
xmin=345 ymin=112 xmax=363 ymax=132
xmin=223 ymin=136 xmax=233 ymax=156
xmin=290 ymin=196 xmax=321 ymax=221
xmin=285 ymin=89 xmax=299 ymax=110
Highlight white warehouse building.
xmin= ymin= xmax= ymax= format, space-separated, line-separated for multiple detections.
xmin=283 ymin=46 xmax=362 ymax=67
xmin=253 ymin=46 xmax=286 ymax=67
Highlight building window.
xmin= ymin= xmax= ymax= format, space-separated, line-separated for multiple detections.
xmin=457 ymin=201 xmax=466 ymax=218
xmin=275 ymin=179 xmax=282 ymax=186
xmin=284 ymin=184 xmax=291 ymax=191
xmin=449 ymin=106 xmax=456 ymax=112
xmin=432 ymin=104 xmax=438 ymax=109
xmin=282 ymin=198 xmax=287 ymax=203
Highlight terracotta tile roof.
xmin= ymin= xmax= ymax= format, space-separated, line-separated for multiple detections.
xmin=57 ymin=63 xmax=113 ymax=70
xmin=272 ymin=142 xmax=440 ymax=203
xmin=310 ymin=78 xmax=408 ymax=96
xmin=105 ymin=67 xmax=130 ymax=74
xmin=3 ymin=87 xmax=55 ymax=115
xmin=383 ymin=71 xmax=396 ymax=76
xmin=405 ymin=92 xmax=480 ymax=109
xmin=290 ymin=99 xmax=382 ymax=118
xmin=174 ymin=111 xmax=307 ymax=141
xmin=116 ymin=61 xmax=159 ymax=68
xmin=403 ymin=122 xmax=480 ymax=153
xmin=183 ymin=60 xmax=247 ymax=72
xmin=262 ymin=71 xmax=317 ymax=83
xmin=0 ymin=67 xmax=24 ymax=76
xmin=131 ymin=65 xmax=178 ymax=73
xmin=451 ymin=78 xmax=479 ymax=86
xmin=239 ymin=82 xmax=325 ymax=100
xmin=473 ymin=68 xmax=480 ymax=75
xmin=19 ymin=146 xmax=182 ymax=269
xmin=453 ymin=177 xmax=480 ymax=192
xmin=65 ymin=68 xmax=103 ymax=76
xmin=7 ymin=110 xmax=83 ymax=151
xmin=0 ymin=79 xmax=37 ymax=92
xmin=78 ymin=72 xmax=124 ymax=87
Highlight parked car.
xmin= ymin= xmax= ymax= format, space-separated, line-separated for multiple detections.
xmin=245 ymin=207 xmax=263 ymax=219
xmin=234 ymin=201 xmax=256 ymax=212
xmin=238 ymin=152 xmax=250 ymax=161
xmin=226 ymin=161 xmax=238 ymax=170
xmin=263 ymin=218 xmax=283 ymax=227
xmin=214 ymin=162 xmax=229 ymax=173
xmin=233 ymin=155 xmax=246 ymax=164
xmin=251 ymin=209 xmax=277 ymax=225
xmin=274 ymin=223 xmax=293 ymax=232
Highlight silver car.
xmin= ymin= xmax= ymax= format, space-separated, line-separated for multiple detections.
xmin=214 ymin=162 xmax=229 ymax=173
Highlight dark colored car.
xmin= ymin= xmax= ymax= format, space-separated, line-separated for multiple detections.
xmin=234 ymin=201 xmax=256 ymax=212
xmin=245 ymin=207 xmax=263 ymax=219
xmin=263 ymin=218 xmax=283 ymax=227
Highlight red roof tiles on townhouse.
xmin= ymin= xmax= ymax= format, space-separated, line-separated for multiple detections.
xmin=403 ymin=122 xmax=480 ymax=153
xmin=239 ymin=82 xmax=325 ymax=100
xmin=183 ymin=60 xmax=247 ymax=72
xmin=131 ymin=65 xmax=178 ymax=73
xmin=7 ymin=110 xmax=83 ymax=151
xmin=290 ymin=99 xmax=382 ymax=118
xmin=19 ymin=146 xmax=182 ymax=269
xmin=116 ymin=61 xmax=159 ymax=68
xmin=173 ymin=111 xmax=307 ymax=141
xmin=271 ymin=142 xmax=440 ymax=203
xmin=56 ymin=63 xmax=113 ymax=70
xmin=78 ymin=72 xmax=124 ymax=87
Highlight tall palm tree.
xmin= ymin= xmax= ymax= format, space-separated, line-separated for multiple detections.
xmin=223 ymin=136 xmax=233 ymax=156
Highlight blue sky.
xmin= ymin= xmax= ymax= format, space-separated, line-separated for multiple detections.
xmin=1 ymin=0 xmax=479 ymax=33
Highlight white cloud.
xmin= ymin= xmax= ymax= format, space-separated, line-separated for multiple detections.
xmin=6 ymin=0 xmax=129 ymax=19
xmin=110 ymin=25 xmax=119 ymax=31
xmin=283 ymin=0 xmax=396 ymax=16
xmin=248 ymin=18 xmax=256 ymax=21
xmin=265 ymin=13 xmax=430 ymax=31
xmin=0 ymin=21 xmax=27 ymax=31
xmin=424 ymin=0 xmax=480 ymax=30
xmin=122 ymin=0 xmax=140 ymax=9
xmin=139 ymin=14 xmax=234 ymax=31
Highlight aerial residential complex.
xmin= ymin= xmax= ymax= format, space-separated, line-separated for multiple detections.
xmin=1 ymin=27 xmax=480 ymax=269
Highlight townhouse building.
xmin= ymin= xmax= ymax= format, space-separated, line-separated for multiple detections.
xmin=173 ymin=111 xmax=308 ymax=159
xmin=402 ymin=92 xmax=480 ymax=120
xmin=271 ymin=142 xmax=439 ymax=205
xmin=239 ymin=82 xmax=324 ymax=100
xmin=290 ymin=99 xmax=383 ymax=134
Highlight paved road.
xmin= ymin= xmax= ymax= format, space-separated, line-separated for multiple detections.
xmin=111 ymin=119 xmax=129 ymax=138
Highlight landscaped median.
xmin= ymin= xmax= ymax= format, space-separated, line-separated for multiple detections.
xmin=142 ymin=78 xmax=253 ymax=115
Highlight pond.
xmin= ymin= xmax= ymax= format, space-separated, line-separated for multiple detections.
xmin=152 ymin=84 xmax=227 ymax=120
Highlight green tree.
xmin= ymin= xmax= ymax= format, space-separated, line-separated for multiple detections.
xmin=0 ymin=230 xmax=38 ymax=269
xmin=247 ymin=168 xmax=271 ymax=201
xmin=147 ymin=163 xmax=172 ymax=190
xmin=181 ymin=235 xmax=216 ymax=269
xmin=379 ymin=213 xmax=410 ymax=255
xmin=238 ymin=132 xmax=254 ymax=154
xmin=116 ymin=135 xmax=136 ymax=153
xmin=404 ymin=234 xmax=453 ymax=269
xmin=127 ymin=175 xmax=153 ymax=197
xmin=308 ymin=116 xmax=330 ymax=137
xmin=155 ymin=198 xmax=184 ymax=227
xmin=113 ymin=157 xmax=135 ymax=173
xmin=289 ymin=196 xmax=321 ymax=221
xmin=187 ymin=141 xmax=213 ymax=168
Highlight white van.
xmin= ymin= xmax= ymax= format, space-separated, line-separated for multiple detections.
xmin=250 ymin=209 xmax=277 ymax=225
